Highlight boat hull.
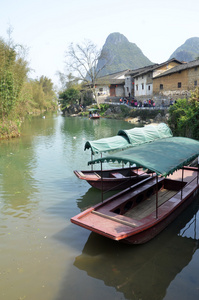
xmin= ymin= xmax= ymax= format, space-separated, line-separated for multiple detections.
xmin=74 ymin=167 xmax=150 ymax=191
xmin=90 ymin=116 xmax=100 ymax=119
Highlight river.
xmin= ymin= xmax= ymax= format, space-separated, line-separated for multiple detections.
xmin=0 ymin=113 xmax=199 ymax=300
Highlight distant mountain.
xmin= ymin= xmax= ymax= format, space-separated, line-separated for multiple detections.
xmin=97 ymin=32 xmax=153 ymax=76
xmin=169 ymin=37 xmax=199 ymax=62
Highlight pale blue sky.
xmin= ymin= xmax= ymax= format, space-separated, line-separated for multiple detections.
xmin=1 ymin=0 xmax=199 ymax=88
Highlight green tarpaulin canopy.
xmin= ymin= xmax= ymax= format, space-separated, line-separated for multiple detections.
xmin=84 ymin=123 xmax=173 ymax=154
xmin=88 ymin=137 xmax=199 ymax=177
xmin=84 ymin=135 xmax=131 ymax=154
xmin=118 ymin=123 xmax=173 ymax=145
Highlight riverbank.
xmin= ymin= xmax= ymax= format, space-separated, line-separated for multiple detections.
xmin=73 ymin=103 xmax=169 ymax=125
xmin=0 ymin=120 xmax=21 ymax=139
xmin=104 ymin=104 xmax=169 ymax=124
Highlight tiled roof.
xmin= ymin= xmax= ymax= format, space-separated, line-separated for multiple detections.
xmin=154 ymin=59 xmax=199 ymax=78
xmin=96 ymin=69 xmax=129 ymax=85
xmin=126 ymin=58 xmax=183 ymax=77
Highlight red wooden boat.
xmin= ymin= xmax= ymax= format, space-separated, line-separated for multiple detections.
xmin=88 ymin=108 xmax=100 ymax=119
xmin=71 ymin=136 xmax=199 ymax=244
xmin=90 ymin=114 xmax=100 ymax=119
xmin=74 ymin=167 xmax=151 ymax=191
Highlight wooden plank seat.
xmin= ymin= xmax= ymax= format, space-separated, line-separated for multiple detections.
xmin=75 ymin=171 xmax=101 ymax=179
xmin=76 ymin=171 xmax=86 ymax=177
xmin=110 ymin=172 xmax=126 ymax=179
xmin=132 ymin=169 xmax=148 ymax=176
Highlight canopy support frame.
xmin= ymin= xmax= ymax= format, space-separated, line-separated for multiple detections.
xmin=101 ymin=161 xmax=104 ymax=202
xmin=155 ymin=175 xmax=159 ymax=219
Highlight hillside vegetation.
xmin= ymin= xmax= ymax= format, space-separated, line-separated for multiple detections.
xmin=169 ymin=37 xmax=199 ymax=62
xmin=97 ymin=32 xmax=153 ymax=76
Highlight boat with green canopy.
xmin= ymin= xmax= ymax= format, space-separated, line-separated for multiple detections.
xmin=84 ymin=122 xmax=172 ymax=154
xmin=71 ymin=136 xmax=199 ymax=244
xmin=88 ymin=108 xmax=100 ymax=119
xmin=74 ymin=123 xmax=173 ymax=190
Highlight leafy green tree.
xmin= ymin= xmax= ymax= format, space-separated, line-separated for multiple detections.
xmin=168 ymin=88 xmax=199 ymax=139
xmin=59 ymin=88 xmax=80 ymax=111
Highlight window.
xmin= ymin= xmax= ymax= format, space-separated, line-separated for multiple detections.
xmin=136 ymin=84 xmax=138 ymax=91
xmin=148 ymin=85 xmax=150 ymax=90
xmin=160 ymin=84 xmax=163 ymax=90
xmin=194 ymin=80 xmax=197 ymax=86
xmin=142 ymin=83 xmax=144 ymax=90
xmin=178 ymin=82 xmax=181 ymax=88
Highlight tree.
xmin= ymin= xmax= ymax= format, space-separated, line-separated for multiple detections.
xmin=57 ymin=72 xmax=80 ymax=91
xmin=0 ymin=37 xmax=29 ymax=119
xmin=59 ymin=88 xmax=80 ymax=112
xmin=168 ymin=87 xmax=199 ymax=139
xmin=64 ymin=40 xmax=108 ymax=107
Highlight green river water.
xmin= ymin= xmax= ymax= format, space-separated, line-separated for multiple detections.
xmin=0 ymin=113 xmax=199 ymax=300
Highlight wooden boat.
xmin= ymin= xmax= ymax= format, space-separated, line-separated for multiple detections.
xmin=74 ymin=167 xmax=151 ymax=191
xmin=90 ymin=113 xmax=100 ymax=119
xmin=71 ymin=136 xmax=199 ymax=244
xmin=88 ymin=108 xmax=100 ymax=119
xmin=75 ymin=123 xmax=173 ymax=191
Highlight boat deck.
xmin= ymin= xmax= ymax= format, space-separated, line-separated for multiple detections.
xmin=124 ymin=188 xmax=177 ymax=220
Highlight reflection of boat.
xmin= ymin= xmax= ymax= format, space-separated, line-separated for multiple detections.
xmin=74 ymin=196 xmax=199 ymax=300
xmin=71 ymin=136 xmax=199 ymax=244
xmin=75 ymin=123 xmax=172 ymax=191
xmin=74 ymin=167 xmax=151 ymax=191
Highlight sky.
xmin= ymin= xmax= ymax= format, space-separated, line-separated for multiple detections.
xmin=1 ymin=0 xmax=199 ymax=90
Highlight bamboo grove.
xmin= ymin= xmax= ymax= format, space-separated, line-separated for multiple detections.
xmin=0 ymin=38 xmax=57 ymax=138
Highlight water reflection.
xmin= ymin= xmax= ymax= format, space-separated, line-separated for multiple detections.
xmin=60 ymin=117 xmax=133 ymax=140
xmin=0 ymin=137 xmax=39 ymax=218
xmin=73 ymin=197 xmax=199 ymax=300
xmin=76 ymin=187 xmax=117 ymax=211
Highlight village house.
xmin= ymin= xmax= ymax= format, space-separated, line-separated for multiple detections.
xmin=95 ymin=69 xmax=128 ymax=102
xmin=94 ymin=59 xmax=199 ymax=104
xmin=153 ymin=59 xmax=199 ymax=101
xmin=125 ymin=59 xmax=183 ymax=100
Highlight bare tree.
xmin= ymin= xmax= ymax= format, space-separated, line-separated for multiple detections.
xmin=64 ymin=39 xmax=108 ymax=106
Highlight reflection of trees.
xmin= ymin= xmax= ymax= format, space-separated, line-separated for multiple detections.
xmin=60 ymin=116 xmax=133 ymax=141
xmin=0 ymin=138 xmax=39 ymax=217
xmin=73 ymin=198 xmax=199 ymax=300
xmin=21 ymin=113 xmax=57 ymax=137
xmin=0 ymin=114 xmax=58 ymax=217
